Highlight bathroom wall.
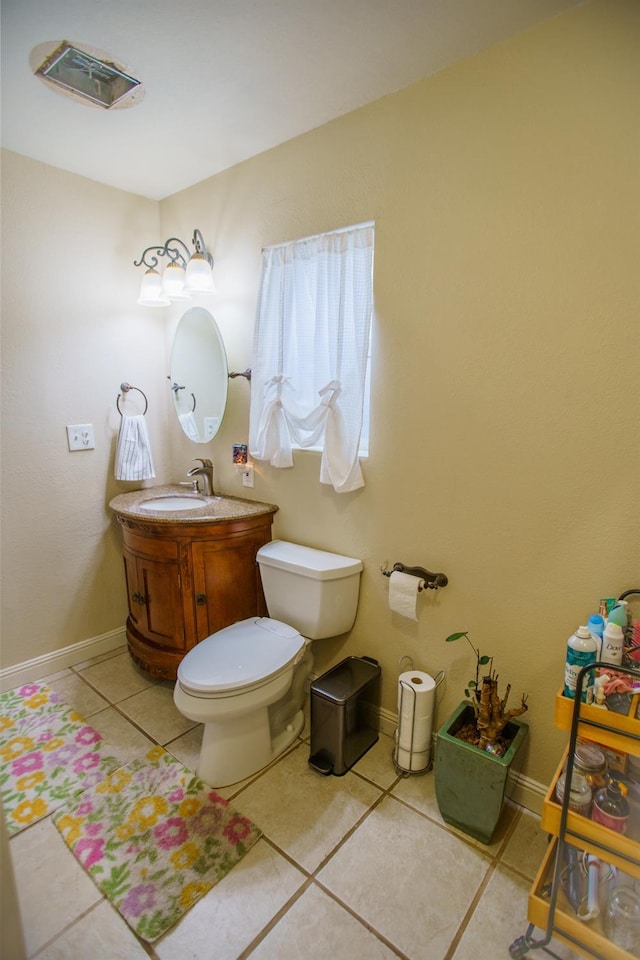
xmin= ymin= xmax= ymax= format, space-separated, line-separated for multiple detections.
xmin=161 ymin=0 xmax=640 ymax=786
xmin=0 ymin=0 xmax=638 ymax=791
xmin=0 ymin=151 xmax=170 ymax=662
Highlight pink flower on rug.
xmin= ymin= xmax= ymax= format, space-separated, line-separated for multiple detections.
xmin=154 ymin=816 xmax=188 ymax=849
xmin=54 ymin=744 xmax=80 ymax=763
xmin=223 ymin=816 xmax=253 ymax=844
xmin=72 ymin=752 xmax=101 ymax=774
xmin=85 ymin=822 xmax=103 ymax=837
xmin=80 ymin=770 xmax=109 ymax=790
xmin=37 ymin=731 xmax=54 ymax=742
xmin=12 ymin=752 xmax=43 ymax=775
xmin=168 ymin=788 xmax=184 ymax=803
xmin=123 ymin=883 xmax=157 ymax=918
xmin=76 ymin=801 xmax=94 ymax=816
xmin=18 ymin=684 xmax=40 ymax=697
xmin=190 ymin=806 xmax=224 ymax=837
xmin=207 ymin=790 xmax=229 ymax=807
xmin=75 ymin=726 xmax=102 ymax=746
xmin=75 ymin=837 xmax=105 ymax=869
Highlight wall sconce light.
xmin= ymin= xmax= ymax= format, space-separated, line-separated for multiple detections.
xmin=134 ymin=228 xmax=216 ymax=307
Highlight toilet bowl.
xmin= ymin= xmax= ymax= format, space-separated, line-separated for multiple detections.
xmin=173 ymin=540 xmax=362 ymax=787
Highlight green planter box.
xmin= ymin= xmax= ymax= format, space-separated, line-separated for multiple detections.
xmin=434 ymin=701 xmax=529 ymax=844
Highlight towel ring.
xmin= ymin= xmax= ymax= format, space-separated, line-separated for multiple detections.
xmin=117 ymin=382 xmax=148 ymax=416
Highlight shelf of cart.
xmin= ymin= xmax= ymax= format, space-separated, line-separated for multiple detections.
xmin=542 ymin=751 xmax=640 ymax=880
xmin=528 ymin=838 xmax=637 ymax=960
xmin=555 ymin=691 xmax=640 ymax=757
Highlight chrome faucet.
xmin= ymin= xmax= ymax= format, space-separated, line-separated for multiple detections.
xmin=186 ymin=457 xmax=215 ymax=496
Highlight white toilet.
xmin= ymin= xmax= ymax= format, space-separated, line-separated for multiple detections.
xmin=173 ymin=540 xmax=363 ymax=787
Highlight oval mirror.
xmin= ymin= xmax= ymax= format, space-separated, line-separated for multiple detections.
xmin=169 ymin=307 xmax=228 ymax=443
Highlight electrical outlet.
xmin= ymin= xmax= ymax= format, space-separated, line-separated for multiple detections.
xmin=203 ymin=417 xmax=220 ymax=441
xmin=241 ymin=465 xmax=254 ymax=488
xmin=66 ymin=424 xmax=95 ymax=451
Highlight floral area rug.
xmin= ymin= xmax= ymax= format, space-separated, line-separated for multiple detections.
xmin=0 ymin=682 xmax=121 ymax=835
xmin=53 ymin=747 xmax=263 ymax=942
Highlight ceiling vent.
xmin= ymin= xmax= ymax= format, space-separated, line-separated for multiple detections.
xmin=35 ymin=41 xmax=141 ymax=109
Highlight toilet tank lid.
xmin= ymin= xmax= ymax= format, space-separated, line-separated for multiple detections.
xmin=257 ymin=540 xmax=363 ymax=580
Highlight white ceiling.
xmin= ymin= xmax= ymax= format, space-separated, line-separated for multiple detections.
xmin=1 ymin=0 xmax=583 ymax=201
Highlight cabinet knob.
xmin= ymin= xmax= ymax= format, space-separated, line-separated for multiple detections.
xmin=196 ymin=593 xmax=207 ymax=605
xmin=133 ymin=592 xmax=147 ymax=605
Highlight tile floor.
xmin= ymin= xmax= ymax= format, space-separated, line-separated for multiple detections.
xmin=6 ymin=645 xmax=580 ymax=960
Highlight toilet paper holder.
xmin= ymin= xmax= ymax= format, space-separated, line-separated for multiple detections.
xmin=381 ymin=561 xmax=448 ymax=590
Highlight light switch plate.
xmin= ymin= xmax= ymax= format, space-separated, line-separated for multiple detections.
xmin=66 ymin=424 xmax=95 ymax=451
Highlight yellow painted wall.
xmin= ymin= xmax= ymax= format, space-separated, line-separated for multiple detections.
xmin=1 ymin=0 xmax=638 ymax=788
xmin=162 ymin=0 xmax=640 ymax=783
xmin=0 ymin=152 xmax=169 ymax=657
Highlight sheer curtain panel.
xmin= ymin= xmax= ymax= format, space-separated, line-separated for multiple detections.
xmin=249 ymin=224 xmax=374 ymax=493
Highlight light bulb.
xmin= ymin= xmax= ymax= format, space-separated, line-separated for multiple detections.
xmin=137 ymin=268 xmax=170 ymax=307
xmin=162 ymin=261 xmax=189 ymax=300
xmin=185 ymin=253 xmax=216 ymax=293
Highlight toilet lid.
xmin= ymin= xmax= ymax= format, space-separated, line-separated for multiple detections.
xmin=177 ymin=617 xmax=305 ymax=695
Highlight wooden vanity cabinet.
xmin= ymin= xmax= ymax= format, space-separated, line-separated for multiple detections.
xmin=114 ymin=511 xmax=275 ymax=680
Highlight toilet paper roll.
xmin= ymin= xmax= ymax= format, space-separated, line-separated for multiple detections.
xmin=395 ymin=670 xmax=435 ymax=772
xmin=388 ymin=570 xmax=424 ymax=620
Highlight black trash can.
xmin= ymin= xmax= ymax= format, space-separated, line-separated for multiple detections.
xmin=308 ymin=656 xmax=381 ymax=776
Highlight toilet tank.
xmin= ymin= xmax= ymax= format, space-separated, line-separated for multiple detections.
xmin=256 ymin=540 xmax=363 ymax=640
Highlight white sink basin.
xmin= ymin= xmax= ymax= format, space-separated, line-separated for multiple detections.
xmin=139 ymin=496 xmax=208 ymax=511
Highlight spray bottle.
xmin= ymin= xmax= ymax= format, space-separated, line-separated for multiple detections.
xmin=564 ymin=626 xmax=597 ymax=702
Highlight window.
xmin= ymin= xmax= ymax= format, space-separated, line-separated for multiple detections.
xmin=249 ymin=222 xmax=374 ymax=493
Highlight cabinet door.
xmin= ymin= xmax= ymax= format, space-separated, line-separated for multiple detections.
xmin=123 ymin=546 xmax=186 ymax=650
xmin=192 ymin=536 xmax=267 ymax=640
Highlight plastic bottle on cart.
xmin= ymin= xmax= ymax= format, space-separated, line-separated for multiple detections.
xmin=607 ymin=600 xmax=629 ymax=631
xmin=587 ymin=614 xmax=605 ymax=658
xmin=602 ymin=621 xmax=624 ymax=666
xmin=564 ymin=626 xmax=598 ymax=702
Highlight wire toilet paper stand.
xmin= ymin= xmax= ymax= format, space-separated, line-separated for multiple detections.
xmin=393 ymin=656 xmax=445 ymax=778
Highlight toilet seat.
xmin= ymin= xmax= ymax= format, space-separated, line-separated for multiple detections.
xmin=177 ymin=617 xmax=305 ymax=697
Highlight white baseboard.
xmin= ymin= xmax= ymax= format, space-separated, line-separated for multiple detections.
xmin=0 ymin=627 xmax=127 ymax=692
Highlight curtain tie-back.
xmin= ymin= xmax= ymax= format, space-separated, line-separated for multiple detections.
xmin=319 ymin=380 xmax=342 ymax=408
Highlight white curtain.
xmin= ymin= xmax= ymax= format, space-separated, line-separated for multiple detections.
xmin=249 ymin=224 xmax=373 ymax=493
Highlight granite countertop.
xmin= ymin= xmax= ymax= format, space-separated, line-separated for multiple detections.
xmin=109 ymin=484 xmax=278 ymax=524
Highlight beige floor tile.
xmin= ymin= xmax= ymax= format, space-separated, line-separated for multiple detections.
xmin=392 ymin=770 xmax=518 ymax=854
xmin=117 ymin=681 xmax=197 ymax=744
xmin=251 ymin=882 xmax=399 ymax=959
xmin=318 ymin=795 xmax=491 ymax=960
xmin=10 ymin=817 xmax=102 ymax=956
xmin=73 ymin=643 xmax=127 ymax=670
xmin=38 ymin=668 xmax=73 ymax=683
xmin=70 ymin=645 xmax=127 ymax=671
xmin=77 ymin=651 xmax=155 ymax=703
xmin=451 ymin=864 xmax=581 ymax=960
xmin=165 ymin=722 xmax=203 ymax=773
xmin=47 ymin=672 xmax=110 ymax=719
xmin=351 ymin=732 xmax=400 ymax=790
xmin=501 ymin=808 xmax=553 ymax=881
xmin=35 ymin=899 xmax=148 ymax=960
xmin=234 ymin=742 xmax=382 ymax=872
xmin=154 ymin=839 xmax=306 ymax=960
xmin=88 ymin=706 xmax=155 ymax=764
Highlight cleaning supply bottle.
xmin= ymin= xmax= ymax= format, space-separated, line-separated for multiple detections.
xmin=564 ymin=626 xmax=598 ymax=702
xmin=587 ymin=614 xmax=605 ymax=658
xmin=607 ymin=600 xmax=629 ymax=631
xmin=602 ymin=621 xmax=624 ymax=666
